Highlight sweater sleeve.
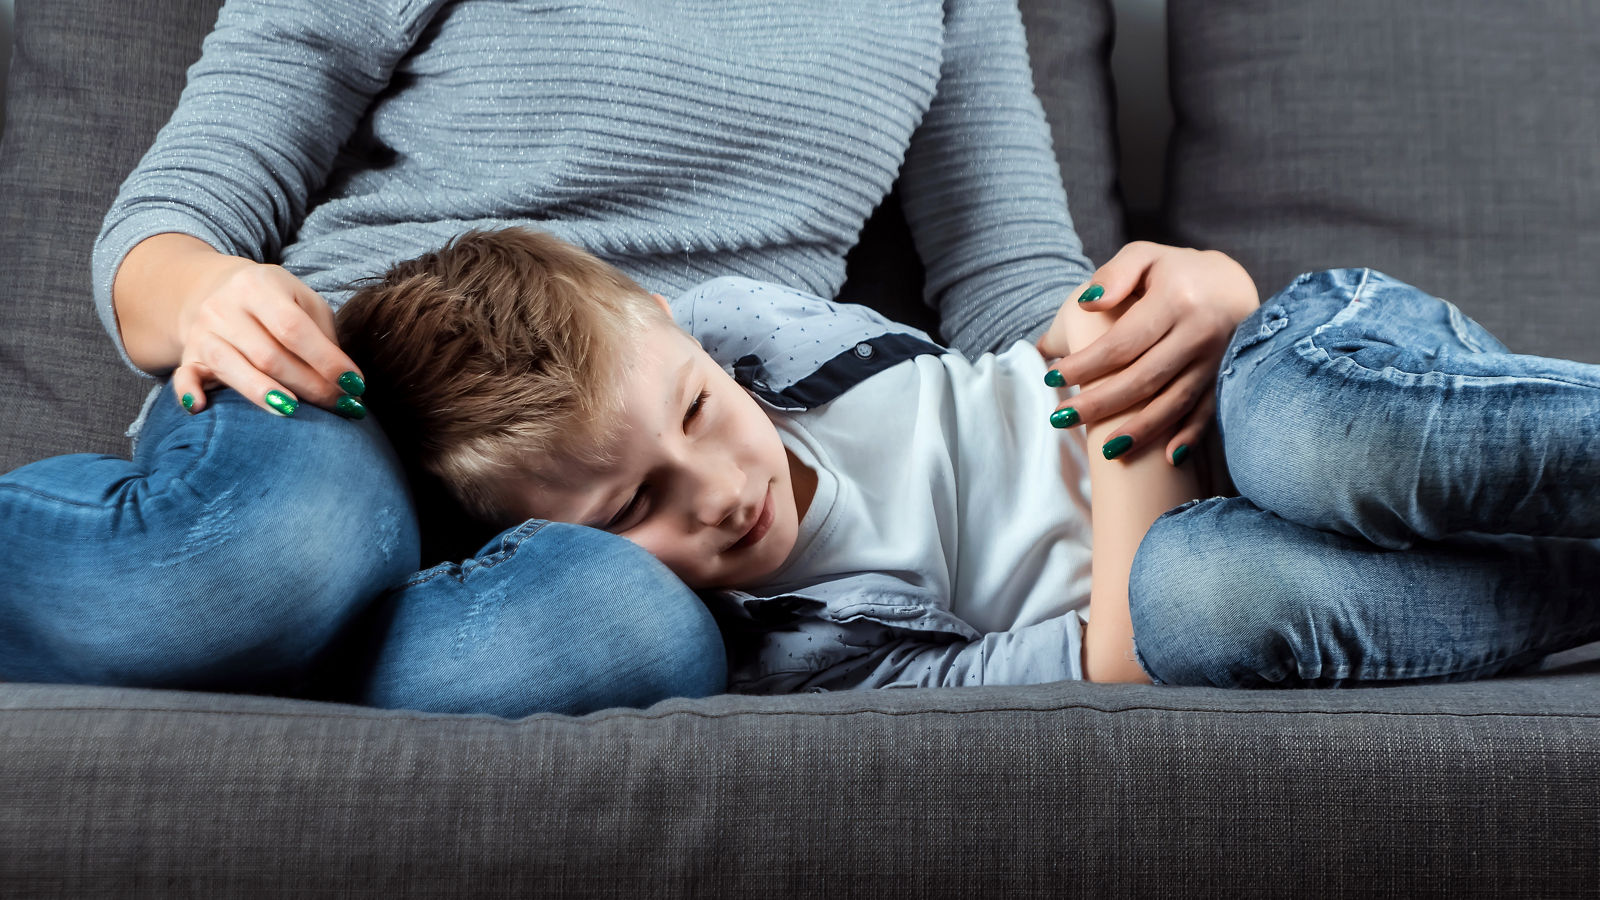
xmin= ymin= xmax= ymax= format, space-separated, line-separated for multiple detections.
xmin=729 ymin=612 xmax=1085 ymax=693
xmin=897 ymin=0 xmax=1096 ymax=359
xmin=90 ymin=0 xmax=445 ymax=370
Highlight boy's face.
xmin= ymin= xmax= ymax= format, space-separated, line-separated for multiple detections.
xmin=506 ymin=297 xmax=810 ymax=590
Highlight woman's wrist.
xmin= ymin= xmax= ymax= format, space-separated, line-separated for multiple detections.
xmin=113 ymin=233 xmax=246 ymax=374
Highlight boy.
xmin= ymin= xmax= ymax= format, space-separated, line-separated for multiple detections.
xmin=337 ymin=227 xmax=1189 ymax=692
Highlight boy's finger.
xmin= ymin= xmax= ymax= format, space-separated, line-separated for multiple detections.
xmin=1077 ymin=241 xmax=1165 ymax=310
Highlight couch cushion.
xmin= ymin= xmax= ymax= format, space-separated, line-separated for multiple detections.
xmin=1163 ymin=1 xmax=1600 ymax=363
xmin=4 ymin=671 xmax=1598 ymax=895
xmin=0 ymin=0 xmax=225 ymax=474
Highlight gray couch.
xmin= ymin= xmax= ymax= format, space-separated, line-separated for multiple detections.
xmin=3 ymin=0 xmax=1598 ymax=895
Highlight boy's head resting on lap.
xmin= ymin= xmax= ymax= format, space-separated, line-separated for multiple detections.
xmin=337 ymin=227 xmax=814 ymax=590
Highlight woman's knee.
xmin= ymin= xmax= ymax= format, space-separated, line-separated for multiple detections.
xmin=6 ymin=395 xmax=421 ymax=688
xmin=358 ymin=522 xmax=725 ymax=718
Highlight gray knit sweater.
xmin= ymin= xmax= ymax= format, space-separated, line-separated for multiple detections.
xmin=93 ymin=0 xmax=1092 ymax=367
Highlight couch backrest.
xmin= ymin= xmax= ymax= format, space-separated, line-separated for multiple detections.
xmin=0 ymin=0 xmax=226 ymax=471
xmin=2 ymin=0 xmax=1596 ymax=475
xmin=1162 ymin=0 xmax=1600 ymax=363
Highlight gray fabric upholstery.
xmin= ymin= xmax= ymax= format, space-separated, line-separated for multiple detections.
xmin=0 ymin=0 xmax=224 ymax=474
xmin=1163 ymin=1 xmax=1600 ymax=363
xmin=4 ymin=667 xmax=1600 ymax=897
xmin=3 ymin=0 xmax=1599 ymax=895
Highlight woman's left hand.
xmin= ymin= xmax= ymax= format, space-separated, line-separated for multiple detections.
xmin=1036 ymin=242 xmax=1260 ymax=464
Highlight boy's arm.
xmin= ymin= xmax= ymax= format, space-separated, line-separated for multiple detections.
xmin=1050 ymin=290 xmax=1205 ymax=684
xmin=727 ymin=612 xmax=1088 ymax=693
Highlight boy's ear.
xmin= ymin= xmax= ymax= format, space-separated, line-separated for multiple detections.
xmin=650 ymin=292 xmax=672 ymax=315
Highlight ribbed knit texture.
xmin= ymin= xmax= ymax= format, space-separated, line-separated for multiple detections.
xmin=93 ymin=0 xmax=1092 ymax=366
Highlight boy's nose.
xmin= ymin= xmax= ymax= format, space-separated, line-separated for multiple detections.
xmin=692 ymin=464 xmax=745 ymax=528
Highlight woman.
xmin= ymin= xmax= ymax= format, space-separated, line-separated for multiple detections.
xmin=0 ymin=0 xmax=1252 ymax=713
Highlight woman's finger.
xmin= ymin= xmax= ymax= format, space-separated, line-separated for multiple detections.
xmin=217 ymin=309 xmax=339 ymax=407
xmin=1046 ymin=293 xmax=1178 ymax=388
xmin=1074 ymin=241 xmax=1165 ymax=312
xmin=1164 ymin=390 xmax=1217 ymax=467
xmin=1050 ymin=324 xmax=1203 ymax=428
xmin=1036 ymin=279 xmax=1096 ymax=362
xmin=171 ymin=363 xmax=209 ymax=415
xmin=242 ymin=291 xmax=361 ymax=406
xmin=285 ymin=283 xmax=366 ymax=394
xmin=1091 ymin=360 xmax=1215 ymax=460
xmin=196 ymin=334 xmax=302 ymax=417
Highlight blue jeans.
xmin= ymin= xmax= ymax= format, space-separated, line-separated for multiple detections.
xmin=0 ymin=387 xmax=725 ymax=716
xmin=1129 ymin=268 xmax=1600 ymax=687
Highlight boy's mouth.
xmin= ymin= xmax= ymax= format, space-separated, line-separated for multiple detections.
xmin=728 ymin=485 xmax=774 ymax=552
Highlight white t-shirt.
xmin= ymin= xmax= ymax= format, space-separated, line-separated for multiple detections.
xmin=757 ymin=340 xmax=1094 ymax=636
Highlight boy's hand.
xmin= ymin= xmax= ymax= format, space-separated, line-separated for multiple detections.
xmin=1036 ymin=242 xmax=1259 ymax=464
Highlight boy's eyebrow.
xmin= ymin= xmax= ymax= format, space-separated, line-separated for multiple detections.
xmin=576 ymin=353 xmax=697 ymax=529
xmin=671 ymin=356 xmax=694 ymax=412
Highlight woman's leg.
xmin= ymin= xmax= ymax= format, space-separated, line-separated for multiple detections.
xmin=1128 ymin=496 xmax=1600 ymax=687
xmin=1217 ymin=268 xmax=1600 ymax=549
xmin=2 ymin=385 xmax=725 ymax=714
xmin=321 ymin=520 xmax=728 ymax=718
xmin=0 ymin=386 xmax=421 ymax=692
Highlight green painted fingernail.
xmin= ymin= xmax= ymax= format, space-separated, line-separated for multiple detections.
xmin=1172 ymin=444 xmax=1191 ymax=466
xmin=265 ymin=390 xmax=298 ymax=417
xmin=1050 ymin=407 xmax=1080 ymax=429
xmin=1044 ymin=369 xmax=1066 ymax=388
xmin=335 ymin=395 xmax=368 ymax=420
xmin=1078 ymin=284 xmax=1105 ymax=304
xmin=338 ymin=371 xmax=366 ymax=396
xmin=180 ymin=393 xmax=195 ymax=412
xmin=1103 ymin=434 xmax=1133 ymax=460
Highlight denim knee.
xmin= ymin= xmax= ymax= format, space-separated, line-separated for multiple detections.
xmin=1215 ymin=270 xmax=1393 ymax=543
xmin=1128 ymin=498 xmax=1308 ymax=688
xmin=2 ymin=393 xmax=421 ymax=689
xmin=357 ymin=521 xmax=726 ymax=718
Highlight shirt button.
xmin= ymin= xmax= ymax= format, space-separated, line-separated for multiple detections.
xmin=752 ymin=380 xmax=769 ymax=391
xmin=854 ymin=342 xmax=874 ymax=359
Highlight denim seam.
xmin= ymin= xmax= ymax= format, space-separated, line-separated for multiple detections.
xmin=0 ymin=403 xmax=219 ymax=510
xmin=1347 ymin=621 xmax=1600 ymax=684
xmin=1301 ymin=269 xmax=1600 ymax=390
xmin=1296 ymin=338 xmax=1600 ymax=392
xmin=1316 ymin=266 xmax=1372 ymax=333
xmin=396 ymin=519 xmax=553 ymax=588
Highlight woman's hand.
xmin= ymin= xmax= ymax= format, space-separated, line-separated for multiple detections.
xmin=1036 ymin=242 xmax=1259 ymax=464
xmin=115 ymin=234 xmax=366 ymax=417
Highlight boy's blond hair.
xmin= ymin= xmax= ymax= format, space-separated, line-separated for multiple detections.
xmin=337 ymin=227 xmax=666 ymax=523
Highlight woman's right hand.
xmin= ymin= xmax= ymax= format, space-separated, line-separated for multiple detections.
xmin=114 ymin=233 xmax=365 ymax=417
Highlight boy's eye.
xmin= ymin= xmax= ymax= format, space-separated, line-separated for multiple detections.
xmin=606 ymin=489 xmax=642 ymax=531
xmin=684 ymin=389 xmax=709 ymax=428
